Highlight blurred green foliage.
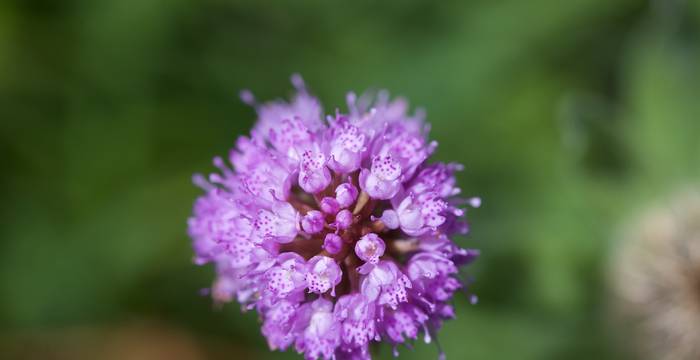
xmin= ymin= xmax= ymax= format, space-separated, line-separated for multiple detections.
xmin=1 ymin=0 xmax=699 ymax=359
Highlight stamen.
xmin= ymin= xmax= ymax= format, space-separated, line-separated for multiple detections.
xmin=353 ymin=190 xmax=370 ymax=215
xmin=433 ymin=331 xmax=446 ymax=360
xmin=369 ymin=219 xmax=387 ymax=233
xmin=239 ymin=89 xmax=256 ymax=105
xmin=390 ymin=238 xmax=419 ymax=254
xmin=192 ymin=173 xmax=214 ymax=191
xmin=468 ymin=197 xmax=482 ymax=208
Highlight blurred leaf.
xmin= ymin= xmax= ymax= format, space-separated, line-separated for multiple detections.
xmin=621 ymin=21 xmax=700 ymax=188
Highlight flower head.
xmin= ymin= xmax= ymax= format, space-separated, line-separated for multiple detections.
xmin=188 ymin=76 xmax=479 ymax=359
xmin=612 ymin=189 xmax=700 ymax=360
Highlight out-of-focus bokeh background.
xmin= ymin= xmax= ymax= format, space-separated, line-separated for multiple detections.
xmin=1 ymin=0 xmax=699 ymax=359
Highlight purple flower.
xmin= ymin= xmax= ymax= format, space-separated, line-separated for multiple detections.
xmin=188 ymin=76 xmax=479 ymax=359
xmin=306 ymin=255 xmax=343 ymax=296
xmin=254 ymin=201 xmax=299 ymax=244
xmin=294 ymin=298 xmax=341 ymax=360
xmin=262 ymin=299 xmax=298 ymax=350
xmin=302 ymin=210 xmax=325 ymax=234
xmin=334 ymin=293 xmax=377 ymax=355
xmin=265 ymin=252 xmax=307 ymax=299
xmin=359 ymin=155 xmax=403 ymax=200
xmin=355 ymin=233 xmax=386 ymax=264
xmin=361 ymin=261 xmax=412 ymax=309
xmin=355 ymin=233 xmax=386 ymax=274
xmin=335 ymin=183 xmax=358 ymax=209
xmin=333 ymin=209 xmax=353 ymax=230
xmin=328 ymin=118 xmax=367 ymax=173
xmin=323 ymin=233 xmax=343 ymax=255
xmin=320 ymin=197 xmax=341 ymax=215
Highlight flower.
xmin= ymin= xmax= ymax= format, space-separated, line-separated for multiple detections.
xmin=188 ymin=75 xmax=480 ymax=359
xmin=611 ymin=189 xmax=700 ymax=360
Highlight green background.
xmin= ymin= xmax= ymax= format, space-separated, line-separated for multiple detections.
xmin=1 ymin=1 xmax=699 ymax=359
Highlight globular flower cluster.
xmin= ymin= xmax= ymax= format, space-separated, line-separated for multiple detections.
xmin=188 ymin=75 xmax=480 ymax=360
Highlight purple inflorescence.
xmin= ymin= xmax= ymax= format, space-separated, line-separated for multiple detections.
xmin=188 ymin=76 xmax=480 ymax=360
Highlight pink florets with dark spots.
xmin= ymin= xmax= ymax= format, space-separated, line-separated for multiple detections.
xmin=188 ymin=76 xmax=480 ymax=360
